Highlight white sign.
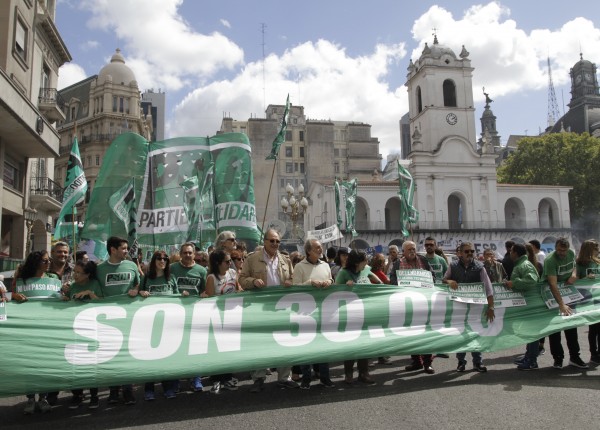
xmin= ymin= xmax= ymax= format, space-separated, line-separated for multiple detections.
xmin=305 ymin=225 xmax=343 ymax=244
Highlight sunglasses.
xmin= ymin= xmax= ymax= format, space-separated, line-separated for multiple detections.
xmin=424 ymin=243 xmax=435 ymax=247
xmin=156 ymin=257 xmax=169 ymax=261
xmin=463 ymin=250 xmax=475 ymax=254
xmin=267 ymin=239 xmax=281 ymax=244
xmin=226 ymin=238 xmax=236 ymax=242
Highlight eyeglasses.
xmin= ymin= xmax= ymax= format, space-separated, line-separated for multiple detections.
xmin=424 ymin=243 xmax=435 ymax=247
xmin=156 ymin=257 xmax=169 ymax=261
xmin=226 ymin=238 xmax=236 ymax=242
xmin=224 ymin=259 xmax=232 ymax=263
xmin=267 ymin=239 xmax=281 ymax=244
xmin=463 ymin=250 xmax=475 ymax=254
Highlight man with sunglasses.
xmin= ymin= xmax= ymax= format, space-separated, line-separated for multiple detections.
xmin=443 ymin=241 xmax=495 ymax=373
xmin=239 ymin=228 xmax=296 ymax=392
xmin=423 ymin=237 xmax=448 ymax=281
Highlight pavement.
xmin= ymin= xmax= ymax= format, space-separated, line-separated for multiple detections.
xmin=2 ymin=330 xmax=600 ymax=430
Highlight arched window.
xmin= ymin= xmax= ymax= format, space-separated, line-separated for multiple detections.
xmin=416 ymin=86 xmax=423 ymax=113
xmin=443 ymin=79 xmax=457 ymax=107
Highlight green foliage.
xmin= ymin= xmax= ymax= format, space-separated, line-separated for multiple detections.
xmin=497 ymin=132 xmax=600 ymax=222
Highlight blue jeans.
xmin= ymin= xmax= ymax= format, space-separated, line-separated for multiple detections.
xmin=456 ymin=352 xmax=482 ymax=365
xmin=300 ymin=363 xmax=330 ymax=382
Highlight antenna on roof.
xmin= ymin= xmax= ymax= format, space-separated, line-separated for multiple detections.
xmin=546 ymin=56 xmax=561 ymax=128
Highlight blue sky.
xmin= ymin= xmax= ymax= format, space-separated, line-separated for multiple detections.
xmin=56 ymin=0 xmax=600 ymax=160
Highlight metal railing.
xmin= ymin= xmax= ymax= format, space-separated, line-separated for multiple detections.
xmin=30 ymin=176 xmax=63 ymax=202
xmin=38 ymin=87 xmax=66 ymax=112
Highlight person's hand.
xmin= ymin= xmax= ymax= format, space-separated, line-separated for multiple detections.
xmin=446 ymin=280 xmax=458 ymax=290
xmin=486 ymin=308 xmax=495 ymax=322
xmin=559 ymin=303 xmax=573 ymax=316
xmin=346 ymin=280 xmax=355 ymax=287
xmin=200 ymin=291 xmax=209 ymax=298
xmin=253 ymin=279 xmax=265 ymax=288
xmin=566 ymin=276 xmax=577 ymax=285
xmin=283 ymin=279 xmax=293 ymax=287
xmin=181 ymin=290 xmax=190 ymax=296
xmin=128 ymin=289 xmax=139 ymax=297
xmin=139 ymin=290 xmax=150 ymax=298
xmin=12 ymin=293 xmax=27 ymax=303
xmin=587 ymin=273 xmax=596 ymax=279
xmin=504 ymin=280 xmax=513 ymax=289
xmin=61 ymin=295 xmax=70 ymax=301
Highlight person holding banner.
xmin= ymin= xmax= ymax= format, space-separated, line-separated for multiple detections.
xmin=293 ymin=239 xmax=335 ymax=389
xmin=12 ymin=251 xmax=61 ymax=414
xmin=336 ymin=250 xmax=376 ymax=385
xmin=47 ymin=241 xmax=74 ymax=297
xmin=542 ymin=237 xmax=588 ymax=370
xmin=504 ymin=244 xmax=540 ymax=370
xmin=423 ymin=237 xmax=448 ymax=282
xmin=576 ymin=239 xmax=600 ymax=364
xmin=240 ymin=229 xmax=298 ymax=392
xmin=443 ymin=242 xmax=494 ymax=373
xmin=96 ymin=236 xmax=141 ymax=405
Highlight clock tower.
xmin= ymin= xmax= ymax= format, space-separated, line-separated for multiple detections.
xmin=568 ymin=53 xmax=599 ymax=109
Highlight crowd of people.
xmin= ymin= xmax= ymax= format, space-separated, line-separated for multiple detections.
xmin=2 ymin=232 xmax=599 ymax=415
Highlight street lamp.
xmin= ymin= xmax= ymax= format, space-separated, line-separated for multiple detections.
xmin=281 ymin=183 xmax=309 ymax=241
xmin=24 ymin=207 xmax=37 ymax=256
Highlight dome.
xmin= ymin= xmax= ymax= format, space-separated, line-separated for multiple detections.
xmin=420 ymin=35 xmax=457 ymax=61
xmin=98 ymin=49 xmax=136 ymax=86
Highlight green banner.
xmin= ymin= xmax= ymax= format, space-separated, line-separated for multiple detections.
xmin=541 ymin=283 xmax=584 ymax=309
xmin=2 ymin=280 xmax=600 ymax=397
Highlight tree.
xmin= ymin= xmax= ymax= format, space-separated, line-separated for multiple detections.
xmin=497 ymin=132 xmax=600 ymax=236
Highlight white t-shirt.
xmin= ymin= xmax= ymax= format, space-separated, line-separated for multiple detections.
xmin=208 ymin=268 xmax=237 ymax=295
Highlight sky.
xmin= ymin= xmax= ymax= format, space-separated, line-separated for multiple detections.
xmin=55 ymin=0 xmax=600 ymax=163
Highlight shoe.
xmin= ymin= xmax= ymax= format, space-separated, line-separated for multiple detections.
xmin=222 ymin=380 xmax=238 ymax=391
xmin=108 ymin=389 xmax=120 ymax=404
xmin=123 ymin=390 xmax=136 ymax=405
xmin=46 ymin=392 xmax=58 ymax=406
xmin=291 ymin=373 xmax=301 ymax=382
xmin=517 ymin=361 xmax=539 ymax=370
xmin=456 ymin=362 xmax=466 ymax=372
xmin=405 ymin=362 xmax=423 ymax=371
xmin=144 ymin=390 xmax=155 ymax=401
xmin=300 ymin=379 xmax=311 ymax=390
xmin=320 ymin=378 xmax=335 ymax=388
xmin=435 ymin=353 xmax=449 ymax=358
xmin=23 ymin=398 xmax=36 ymax=415
xmin=230 ymin=377 xmax=239 ymax=385
xmin=424 ymin=366 xmax=435 ymax=374
xmin=88 ymin=396 xmax=99 ymax=409
xmin=344 ymin=375 xmax=354 ymax=385
xmin=569 ymin=356 xmax=589 ymax=369
xmin=192 ymin=376 xmax=204 ymax=392
xmin=164 ymin=389 xmax=176 ymax=399
xmin=265 ymin=368 xmax=273 ymax=375
xmin=69 ymin=394 xmax=84 ymax=409
xmin=250 ymin=378 xmax=265 ymax=393
xmin=590 ymin=355 xmax=600 ymax=364
xmin=38 ymin=399 xmax=51 ymax=413
xmin=514 ymin=356 xmax=526 ymax=365
xmin=553 ymin=358 xmax=563 ymax=369
xmin=358 ymin=374 xmax=375 ymax=385
xmin=211 ymin=382 xmax=221 ymax=394
xmin=278 ymin=379 xmax=299 ymax=389
xmin=473 ymin=363 xmax=487 ymax=373
xmin=378 ymin=357 xmax=392 ymax=365
xmin=538 ymin=346 xmax=546 ymax=355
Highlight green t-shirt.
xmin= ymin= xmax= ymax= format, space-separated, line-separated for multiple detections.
xmin=69 ymin=279 xmax=103 ymax=300
xmin=170 ymin=262 xmax=207 ymax=295
xmin=576 ymin=260 xmax=600 ymax=279
xmin=96 ymin=260 xmax=140 ymax=297
xmin=425 ymin=254 xmax=448 ymax=282
xmin=141 ymin=274 xmax=178 ymax=295
xmin=543 ymin=249 xmax=576 ymax=283
xmin=15 ymin=274 xmax=61 ymax=299
xmin=335 ymin=267 xmax=372 ymax=285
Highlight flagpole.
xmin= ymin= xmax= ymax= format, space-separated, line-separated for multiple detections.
xmin=260 ymin=159 xmax=277 ymax=239
xmin=72 ymin=206 xmax=77 ymax=261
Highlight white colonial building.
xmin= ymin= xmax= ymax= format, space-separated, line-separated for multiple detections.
xmin=305 ymin=36 xmax=572 ymax=254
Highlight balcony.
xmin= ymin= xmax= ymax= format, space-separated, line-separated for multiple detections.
xmin=29 ymin=176 xmax=63 ymax=212
xmin=38 ymin=88 xmax=66 ymax=122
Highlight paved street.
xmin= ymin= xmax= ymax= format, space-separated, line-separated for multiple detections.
xmin=2 ymin=330 xmax=600 ymax=430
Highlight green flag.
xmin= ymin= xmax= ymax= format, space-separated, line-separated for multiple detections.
xmin=180 ymin=160 xmax=216 ymax=248
xmin=397 ymin=161 xmax=419 ymax=237
xmin=107 ymin=177 xmax=139 ymax=258
xmin=342 ymin=179 xmax=358 ymax=237
xmin=266 ymin=94 xmax=290 ymax=160
xmin=334 ymin=180 xmax=343 ymax=229
xmin=54 ymin=137 xmax=87 ymax=240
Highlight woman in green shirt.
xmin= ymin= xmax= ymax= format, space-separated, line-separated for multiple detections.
xmin=68 ymin=260 xmax=102 ymax=301
xmin=576 ymin=239 xmax=600 ymax=363
xmin=335 ymin=250 xmax=376 ymax=385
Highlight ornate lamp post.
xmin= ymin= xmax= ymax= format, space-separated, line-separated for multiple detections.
xmin=24 ymin=207 xmax=37 ymax=256
xmin=280 ymin=183 xmax=308 ymax=241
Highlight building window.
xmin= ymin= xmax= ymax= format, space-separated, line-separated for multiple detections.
xmin=280 ymin=179 xmax=285 ymax=188
xmin=300 ymin=163 xmax=305 ymax=173
xmin=334 ymin=162 xmax=340 ymax=173
xmin=416 ymin=86 xmax=423 ymax=113
xmin=3 ymin=161 xmax=21 ymax=191
xmin=285 ymin=146 xmax=293 ymax=157
xmin=293 ymin=118 xmax=298 ymax=124
xmin=299 ymin=147 xmax=304 ymax=157
xmin=286 ymin=162 xmax=293 ymax=173
xmin=119 ymin=97 xmax=124 ymax=113
xmin=95 ymin=155 xmax=100 ymax=166
xmin=334 ymin=148 xmax=340 ymax=157
xmin=112 ymin=96 xmax=118 ymax=112
xmin=299 ymin=131 xmax=304 ymax=141
xmin=443 ymin=79 xmax=457 ymax=107
xmin=14 ymin=17 xmax=28 ymax=62
xmin=294 ymin=163 xmax=298 ymax=172
xmin=285 ymin=130 xmax=292 ymax=141
xmin=87 ymin=156 xmax=92 ymax=167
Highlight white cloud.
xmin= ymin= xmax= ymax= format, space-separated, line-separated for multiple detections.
xmin=79 ymin=0 xmax=244 ymax=91
xmin=220 ymin=19 xmax=231 ymax=29
xmin=57 ymin=63 xmax=88 ymax=90
xmin=170 ymin=40 xmax=408 ymax=157
xmin=79 ymin=40 xmax=99 ymax=51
